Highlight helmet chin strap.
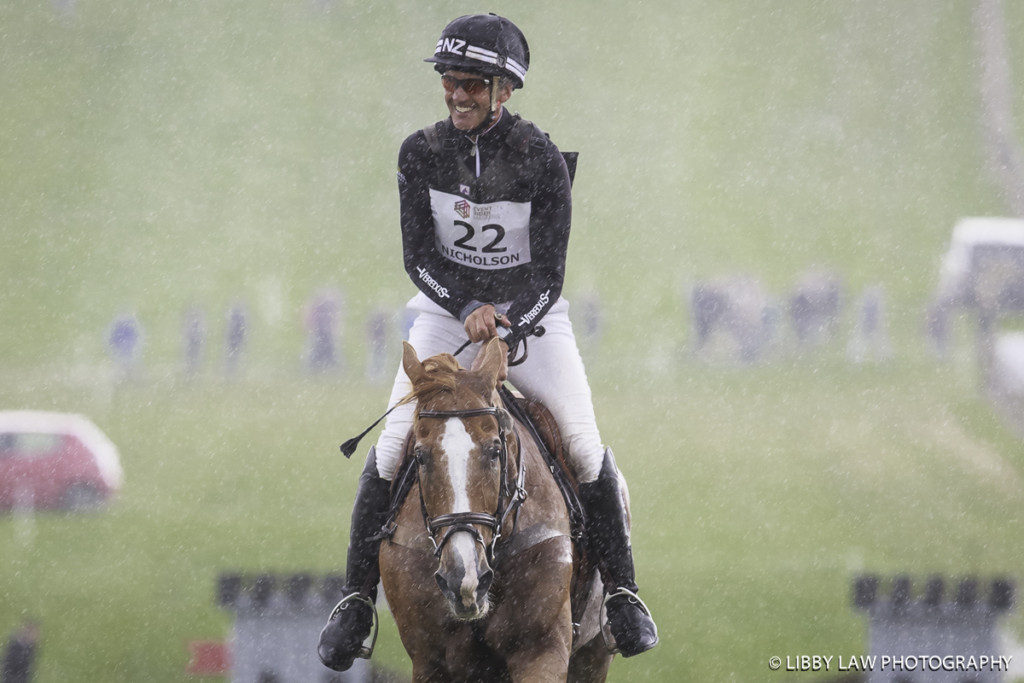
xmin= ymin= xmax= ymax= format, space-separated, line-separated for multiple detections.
xmin=464 ymin=76 xmax=502 ymax=137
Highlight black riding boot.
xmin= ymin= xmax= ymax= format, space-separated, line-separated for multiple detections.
xmin=579 ymin=447 xmax=659 ymax=657
xmin=318 ymin=448 xmax=391 ymax=672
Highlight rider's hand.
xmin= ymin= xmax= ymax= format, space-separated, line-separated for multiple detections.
xmin=464 ymin=304 xmax=511 ymax=343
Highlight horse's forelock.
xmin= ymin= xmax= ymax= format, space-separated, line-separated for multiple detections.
xmin=406 ymin=352 xmax=496 ymax=413
xmin=406 ymin=353 xmax=463 ymax=407
xmin=421 ymin=353 xmax=460 ymax=375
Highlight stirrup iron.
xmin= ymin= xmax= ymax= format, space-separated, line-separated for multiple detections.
xmin=599 ymin=587 xmax=657 ymax=654
xmin=328 ymin=592 xmax=379 ymax=660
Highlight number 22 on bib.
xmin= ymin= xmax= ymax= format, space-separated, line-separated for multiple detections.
xmin=429 ymin=189 xmax=532 ymax=270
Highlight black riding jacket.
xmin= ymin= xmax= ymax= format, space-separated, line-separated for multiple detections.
xmin=397 ymin=110 xmax=573 ymax=344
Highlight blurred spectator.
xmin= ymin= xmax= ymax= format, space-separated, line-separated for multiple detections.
xmin=691 ymin=283 xmax=728 ymax=352
xmin=182 ymin=306 xmax=206 ymax=378
xmin=106 ymin=313 xmax=142 ymax=381
xmin=365 ymin=308 xmax=390 ymax=383
xmin=225 ymin=303 xmax=248 ymax=379
xmin=1 ymin=620 xmax=40 ymax=683
xmin=304 ymin=290 xmax=342 ymax=374
xmin=788 ymin=267 xmax=844 ymax=347
xmin=400 ymin=307 xmax=417 ymax=341
xmin=925 ymin=299 xmax=951 ymax=359
xmin=847 ymin=286 xmax=892 ymax=363
xmin=574 ymin=290 xmax=604 ymax=348
xmin=691 ymin=276 xmax=773 ymax=363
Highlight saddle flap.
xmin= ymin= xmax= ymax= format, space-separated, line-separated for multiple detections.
xmin=519 ymin=398 xmax=579 ymax=492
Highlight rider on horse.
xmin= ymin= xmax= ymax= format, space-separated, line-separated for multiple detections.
xmin=319 ymin=13 xmax=659 ymax=672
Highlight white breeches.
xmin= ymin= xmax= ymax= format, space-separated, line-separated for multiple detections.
xmin=373 ymin=292 xmax=605 ymax=484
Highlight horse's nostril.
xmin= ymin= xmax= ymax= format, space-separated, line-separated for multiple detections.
xmin=478 ymin=568 xmax=493 ymax=594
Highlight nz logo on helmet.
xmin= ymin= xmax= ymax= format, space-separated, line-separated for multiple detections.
xmin=440 ymin=37 xmax=467 ymax=56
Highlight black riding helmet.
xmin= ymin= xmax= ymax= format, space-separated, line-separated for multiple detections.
xmin=425 ymin=13 xmax=530 ymax=89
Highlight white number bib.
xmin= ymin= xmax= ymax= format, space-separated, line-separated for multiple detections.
xmin=429 ymin=189 xmax=532 ymax=271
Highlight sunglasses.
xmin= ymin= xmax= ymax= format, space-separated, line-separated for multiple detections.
xmin=441 ymin=74 xmax=492 ymax=96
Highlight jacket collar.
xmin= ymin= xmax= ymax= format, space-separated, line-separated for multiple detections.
xmin=442 ymin=108 xmax=516 ymax=149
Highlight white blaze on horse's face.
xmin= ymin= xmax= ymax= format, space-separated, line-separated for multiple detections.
xmin=442 ymin=418 xmax=474 ymax=517
xmin=434 ymin=416 xmax=495 ymax=619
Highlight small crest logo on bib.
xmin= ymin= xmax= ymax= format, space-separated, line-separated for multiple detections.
xmin=454 ymin=200 xmax=470 ymax=219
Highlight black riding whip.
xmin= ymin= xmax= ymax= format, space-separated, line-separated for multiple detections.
xmin=339 ymin=402 xmax=407 ymax=457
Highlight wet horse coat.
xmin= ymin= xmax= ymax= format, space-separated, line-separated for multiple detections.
xmin=378 ymin=339 xmax=611 ymax=682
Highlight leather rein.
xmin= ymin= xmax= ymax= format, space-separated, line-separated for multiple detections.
xmin=414 ymin=404 xmax=527 ymax=564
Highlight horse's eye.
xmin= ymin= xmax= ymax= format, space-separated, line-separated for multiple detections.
xmin=484 ymin=439 xmax=502 ymax=459
xmin=414 ymin=445 xmax=428 ymax=464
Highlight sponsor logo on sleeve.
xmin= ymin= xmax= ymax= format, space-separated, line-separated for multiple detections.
xmin=415 ymin=266 xmax=450 ymax=299
xmin=518 ymin=289 xmax=550 ymax=327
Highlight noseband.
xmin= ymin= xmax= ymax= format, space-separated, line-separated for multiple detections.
xmin=415 ymin=405 xmax=527 ymax=563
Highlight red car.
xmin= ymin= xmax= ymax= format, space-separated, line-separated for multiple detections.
xmin=0 ymin=411 xmax=124 ymax=511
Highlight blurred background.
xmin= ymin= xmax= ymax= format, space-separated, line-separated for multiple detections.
xmin=2 ymin=0 xmax=1024 ymax=680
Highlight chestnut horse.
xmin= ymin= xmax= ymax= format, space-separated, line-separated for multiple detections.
xmin=378 ymin=338 xmax=612 ymax=682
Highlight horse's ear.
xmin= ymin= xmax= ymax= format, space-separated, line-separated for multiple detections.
xmin=471 ymin=337 xmax=507 ymax=387
xmin=402 ymin=341 xmax=426 ymax=385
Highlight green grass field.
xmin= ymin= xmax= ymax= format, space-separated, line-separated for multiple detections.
xmin=3 ymin=1 xmax=1024 ymax=680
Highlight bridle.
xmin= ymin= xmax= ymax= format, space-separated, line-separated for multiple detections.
xmin=414 ymin=404 xmax=527 ymax=564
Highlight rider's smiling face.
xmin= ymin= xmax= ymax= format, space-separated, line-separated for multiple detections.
xmin=443 ymin=70 xmax=511 ymax=131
